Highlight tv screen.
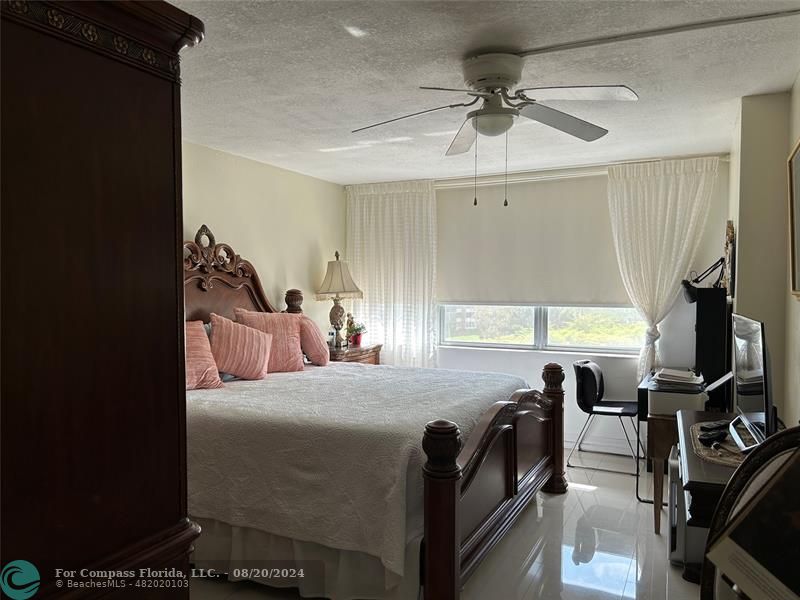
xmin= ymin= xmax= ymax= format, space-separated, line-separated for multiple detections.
xmin=731 ymin=313 xmax=776 ymax=436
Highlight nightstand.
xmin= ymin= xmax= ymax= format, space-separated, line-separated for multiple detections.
xmin=329 ymin=344 xmax=382 ymax=365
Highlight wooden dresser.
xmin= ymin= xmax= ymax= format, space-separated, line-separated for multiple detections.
xmin=330 ymin=344 xmax=383 ymax=365
xmin=1 ymin=2 xmax=202 ymax=596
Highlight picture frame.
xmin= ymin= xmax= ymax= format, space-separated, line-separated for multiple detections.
xmin=723 ymin=219 xmax=736 ymax=298
xmin=790 ymin=137 xmax=800 ymax=297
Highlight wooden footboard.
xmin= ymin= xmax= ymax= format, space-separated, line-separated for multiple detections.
xmin=421 ymin=363 xmax=567 ymax=599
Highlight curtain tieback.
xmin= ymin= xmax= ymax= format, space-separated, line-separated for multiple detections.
xmin=645 ymin=325 xmax=661 ymax=346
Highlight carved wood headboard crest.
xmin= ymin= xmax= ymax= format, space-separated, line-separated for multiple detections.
xmin=184 ymin=224 xmax=259 ymax=286
xmin=183 ymin=224 xmax=291 ymax=322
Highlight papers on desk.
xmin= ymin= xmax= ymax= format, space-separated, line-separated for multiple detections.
xmin=653 ymin=368 xmax=705 ymax=391
xmin=655 ymin=368 xmax=704 ymax=384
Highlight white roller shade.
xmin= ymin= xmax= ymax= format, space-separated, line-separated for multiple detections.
xmin=436 ymin=174 xmax=630 ymax=305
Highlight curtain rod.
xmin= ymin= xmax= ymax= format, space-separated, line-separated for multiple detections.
xmin=433 ymin=153 xmax=729 ymax=190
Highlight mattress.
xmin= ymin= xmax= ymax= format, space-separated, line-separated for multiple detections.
xmin=187 ymin=362 xmax=526 ymax=597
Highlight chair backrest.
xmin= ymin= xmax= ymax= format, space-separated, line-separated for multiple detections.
xmin=573 ymin=360 xmax=605 ymax=413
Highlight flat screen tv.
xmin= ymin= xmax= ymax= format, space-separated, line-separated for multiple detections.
xmin=731 ymin=313 xmax=777 ymax=437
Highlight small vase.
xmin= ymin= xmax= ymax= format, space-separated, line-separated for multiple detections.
xmin=350 ymin=333 xmax=362 ymax=347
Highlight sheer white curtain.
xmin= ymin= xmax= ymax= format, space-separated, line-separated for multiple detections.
xmin=346 ymin=180 xmax=437 ymax=367
xmin=608 ymin=157 xmax=719 ymax=380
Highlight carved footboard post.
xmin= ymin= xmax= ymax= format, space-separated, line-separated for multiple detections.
xmin=422 ymin=420 xmax=463 ymax=600
xmin=542 ymin=363 xmax=568 ymax=494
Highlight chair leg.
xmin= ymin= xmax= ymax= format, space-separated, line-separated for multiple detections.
xmin=566 ymin=414 xmax=638 ymax=476
xmin=567 ymin=414 xmax=593 ymax=468
xmin=577 ymin=414 xmax=594 ymax=451
xmin=619 ymin=416 xmax=637 ymax=462
xmin=632 ymin=417 xmax=646 ymax=455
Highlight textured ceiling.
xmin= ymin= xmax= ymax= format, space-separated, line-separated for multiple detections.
xmin=174 ymin=1 xmax=800 ymax=185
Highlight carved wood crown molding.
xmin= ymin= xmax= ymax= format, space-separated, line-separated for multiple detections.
xmin=1 ymin=0 xmax=203 ymax=82
xmin=184 ymin=224 xmax=258 ymax=291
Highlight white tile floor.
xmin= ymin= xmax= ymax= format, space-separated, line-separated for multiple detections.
xmin=191 ymin=452 xmax=699 ymax=600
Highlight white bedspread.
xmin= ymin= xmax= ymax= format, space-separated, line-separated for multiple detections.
xmin=187 ymin=362 xmax=526 ymax=580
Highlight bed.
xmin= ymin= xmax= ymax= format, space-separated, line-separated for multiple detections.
xmin=184 ymin=225 xmax=567 ymax=599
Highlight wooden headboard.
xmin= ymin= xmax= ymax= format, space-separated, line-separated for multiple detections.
xmin=183 ymin=224 xmax=303 ymax=321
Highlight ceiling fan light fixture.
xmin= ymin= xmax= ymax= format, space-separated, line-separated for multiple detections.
xmin=467 ymin=104 xmax=519 ymax=138
xmin=472 ymin=113 xmax=515 ymax=137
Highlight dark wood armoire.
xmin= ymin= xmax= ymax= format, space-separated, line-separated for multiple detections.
xmin=1 ymin=1 xmax=203 ymax=596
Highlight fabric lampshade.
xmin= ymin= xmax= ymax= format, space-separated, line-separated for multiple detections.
xmin=316 ymin=252 xmax=363 ymax=300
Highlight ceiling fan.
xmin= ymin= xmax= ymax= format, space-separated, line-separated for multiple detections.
xmin=352 ymin=53 xmax=638 ymax=156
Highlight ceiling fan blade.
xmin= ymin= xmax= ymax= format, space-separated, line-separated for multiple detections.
xmin=445 ymin=118 xmax=477 ymax=156
xmin=420 ymin=86 xmax=493 ymax=98
xmin=352 ymin=97 xmax=479 ymax=134
xmin=519 ymin=103 xmax=608 ymax=141
xmin=515 ymin=85 xmax=638 ymax=102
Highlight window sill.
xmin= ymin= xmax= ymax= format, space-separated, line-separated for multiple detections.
xmin=436 ymin=344 xmax=639 ymax=360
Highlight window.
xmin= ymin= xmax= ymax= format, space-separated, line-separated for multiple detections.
xmin=440 ymin=304 xmax=645 ymax=353
xmin=545 ymin=306 xmax=646 ymax=351
xmin=442 ymin=305 xmax=535 ymax=346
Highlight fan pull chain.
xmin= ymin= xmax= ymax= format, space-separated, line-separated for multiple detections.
xmin=504 ymin=130 xmax=509 ymax=207
xmin=473 ymin=117 xmax=478 ymax=207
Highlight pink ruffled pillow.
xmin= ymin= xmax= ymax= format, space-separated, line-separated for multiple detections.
xmin=209 ymin=313 xmax=272 ymax=380
xmin=300 ymin=316 xmax=329 ymax=366
xmin=234 ymin=309 xmax=304 ymax=373
xmin=185 ymin=320 xmax=223 ymax=390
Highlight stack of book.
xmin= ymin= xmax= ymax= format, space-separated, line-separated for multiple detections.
xmin=652 ymin=368 xmax=705 ymax=392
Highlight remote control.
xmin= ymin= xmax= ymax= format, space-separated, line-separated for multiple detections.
xmin=700 ymin=420 xmax=730 ymax=432
xmin=698 ymin=430 xmax=728 ymax=446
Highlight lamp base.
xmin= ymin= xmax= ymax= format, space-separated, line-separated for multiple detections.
xmin=329 ymin=296 xmax=346 ymax=349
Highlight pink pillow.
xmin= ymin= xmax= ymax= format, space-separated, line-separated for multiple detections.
xmin=300 ymin=316 xmax=329 ymax=366
xmin=209 ymin=313 xmax=272 ymax=380
xmin=234 ymin=309 xmax=304 ymax=373
xmin=186 ymin=320 xmax=223 ymax=390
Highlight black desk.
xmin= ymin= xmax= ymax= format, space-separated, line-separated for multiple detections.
xmin=637 ymin=373 xmax=655 ymax=423
xmin=636 ymin=374 xmax=655 ymax=477
xmin=676 ymin=410 xmax=740 ymax=528
xmin=635 ymin=372 xmax=667 ymax=502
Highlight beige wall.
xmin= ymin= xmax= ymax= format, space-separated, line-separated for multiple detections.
xmin=182 ymin=142 xmax=346 ymax=330
xmin=729 ymin=93 xmax=790 ymax=421
xmin=786 ymin=72 xmax=800 ymax=428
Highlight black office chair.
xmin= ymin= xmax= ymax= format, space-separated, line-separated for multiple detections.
xmin=568 ymin=360 xmax=643 ymax=475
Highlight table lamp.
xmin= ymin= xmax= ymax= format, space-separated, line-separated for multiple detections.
xmin=316 ymin=251 xmax=363 ymax=348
